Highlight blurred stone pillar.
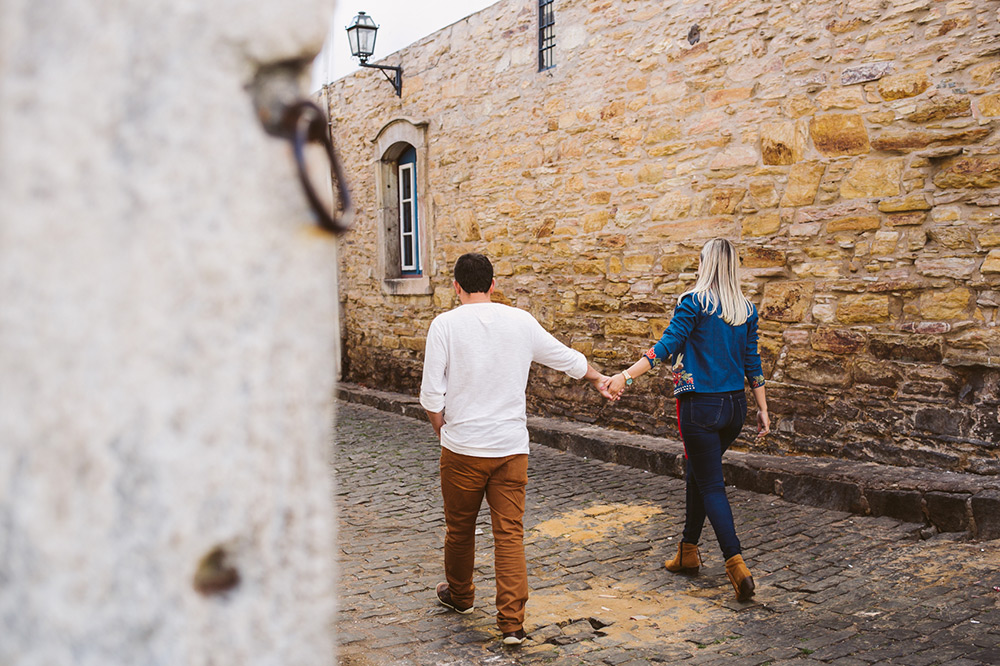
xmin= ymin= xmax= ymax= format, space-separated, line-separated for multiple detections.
xmin=0 ymin=2 xmax=339 ymax=664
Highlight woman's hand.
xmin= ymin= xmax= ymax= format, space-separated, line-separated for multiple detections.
xmin=606 ymin=373 xmax=627 ymax=401
xmin=756 ymin=409 xmax=770 ymax=437
xmin=590 ymin=373 xmax=615 ymax=400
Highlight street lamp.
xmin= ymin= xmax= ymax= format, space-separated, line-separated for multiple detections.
xmin=346 ymin=12 xmax=402 ymax=97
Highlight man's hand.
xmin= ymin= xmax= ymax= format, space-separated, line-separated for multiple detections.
xmin=606 ymin=373 xmax=626 ymax=401
xmin=425 ymin=410 xmax=445 ymax=439
xmin=589 ymin=373 xmax=615 ymax=400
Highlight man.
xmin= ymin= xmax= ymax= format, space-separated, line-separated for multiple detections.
xmin=420 ymin=253 xmax=613 ymax=645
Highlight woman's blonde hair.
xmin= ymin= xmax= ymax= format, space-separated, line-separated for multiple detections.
xmin=680 ymin=238 xmax=752 ymax=326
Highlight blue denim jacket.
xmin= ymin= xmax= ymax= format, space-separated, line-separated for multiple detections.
xmin=643 ymin=293 xmax=766 ymax=395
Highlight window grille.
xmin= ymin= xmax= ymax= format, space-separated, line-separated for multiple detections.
xmin=538 ymin=0 xmax=555 ymax=71
xmin=398 ymin=149 xmax=419 ymax=274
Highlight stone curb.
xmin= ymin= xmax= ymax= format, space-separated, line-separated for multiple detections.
xmin=336 ymin=383 xmax=1000 ymax=539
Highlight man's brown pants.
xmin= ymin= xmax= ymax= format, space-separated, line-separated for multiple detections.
xmin=440 ymin=447 xmax=528 ymax=632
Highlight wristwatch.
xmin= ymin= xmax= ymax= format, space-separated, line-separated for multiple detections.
xmin=621 ymin=369 xmax=633 ymax=386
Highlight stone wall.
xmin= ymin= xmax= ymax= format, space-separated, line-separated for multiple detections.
xmin=1 ymin=1 xmax=339 ymax=663
xmin=327 ymin=0 xmax=1000 ymax=475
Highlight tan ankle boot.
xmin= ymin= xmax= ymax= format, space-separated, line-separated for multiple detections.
xmin=664 ymin=542 xmax=701 ymax=574
xmin=725 ymin=554 xmax=755 ymax=602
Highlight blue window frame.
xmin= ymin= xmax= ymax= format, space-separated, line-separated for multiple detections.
xmin=398 ymin=146 xmax=420 ymax=275
xmin=538 ymin=0 xmax=555 ymax=71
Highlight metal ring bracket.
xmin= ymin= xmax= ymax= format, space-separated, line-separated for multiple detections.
xmin=282 ymin=100 xmax=353 ymax=235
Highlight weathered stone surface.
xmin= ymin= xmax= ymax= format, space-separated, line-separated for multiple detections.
xmin=914 ymin=257 xmax=977 ymax=279
xmin=742 ymin=211 xmax=782 ymax=237
xmin=877 ymin=71 xmax=931 ymax=101
xmin=920 ymin=288 xmax=973 ymax=319
xmin=933 ymin=155 xmax=1000 ymax=189
xmin=709 ymin=145 xmax=758 ymax=170
xmin=877 ymin=194 xmax=931 ymax=213
xmin=761 ymin=121 xmax=798 ymax=165
xmin=742 ymin=247 xmax=786 ymax=268
xmin=870 ymin=127 xmax=993 ymax=152
xmin=979 ymin=94 xmax=1000 ymax=117
xmin=869 ymin=334 xmax=943 ymax=363
xmin=905 ymin=96 xmax=972 ymax=123
xmin=811 ymin=328 xmax=867 ymax=354
xmin=838 ymin=294 xmax=891 ymax=323
xmin=760 ymin=282 xmax=814 ymax=322
xmin=826 ymin=215 xmax=881 ymax=232
xmin=706 ymin=86 xmax=754 ymax=108
xmin=784 ymin=351 xmax=853 ymax=387
xmin=981 ymin=249 xmax=1000 ymax=274
xmin=840 ymin=159 xmax=903 ymax=198
xmin=971 ymin=491 xmax=1000 ymax=540
xmin=925 ymin=492 xmax=970 ymax=532
xmin=709 ymin=187 xmax=746 ymax=214
xmin=781 ymin=162 xmax=826 ymax=206
xmin=810 ymin=114 xmax=870 ymax=156
xmin=841 ymin=62 xmax=893 ymax=85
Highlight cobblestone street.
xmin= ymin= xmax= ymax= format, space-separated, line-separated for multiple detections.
xmin=335 ymin=402 xmax=1000 ymax=666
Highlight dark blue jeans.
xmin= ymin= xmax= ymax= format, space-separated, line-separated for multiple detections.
xmin=678 ymin=391 xmax=747 ymax=560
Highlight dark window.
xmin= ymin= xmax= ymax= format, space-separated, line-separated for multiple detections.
xmin=398 ymin=146 xmax=420 ymax=275
xmin=538 ymin=0 xmax=555 ymax=71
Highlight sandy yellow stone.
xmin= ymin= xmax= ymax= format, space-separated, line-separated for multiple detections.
xmin=827 ymin=215 xmax=881 ymax=232
xmin=760 ymin=282 xmax=814 ymax=322
xmin=651 ymin=192 xmax=691 ymax=220
xmin=878 ymin=194 xmax=931 ymax=213
xmin=761 ymin=121 xmax=797 ymax=165
xmin=877 ymin=72 xmax=931 ymax=101
xmin=838 ymin=294 xmax=890 ymax=323
xmin=583 ymin=210 xmax=610 ymax=232
xmin=709 ymin=187 xmax=746 ymax=215
xmin=981 ymin=250 xmax=1000 ymax=274
xmin=810 ymin=114 xmax=870 ymax=156
xmin=816 ymin=87 xmax=866 ymax=109
xmin=840 ymin=158 xmax=903 ymax=198
xmin=742 ymin=211 xmax=782 ymax=237
xmin=978 ymin=94 xmax=1000 ymax=118
xmin=638 ymin=164 xmax=665 ymax=184
xmin=920 ymin=288 xmax=972 ymax=320
xmin=781 ymin=162 xmax=826 ymax=206
xmin=623 ymin=254 xmax=656 ymax=272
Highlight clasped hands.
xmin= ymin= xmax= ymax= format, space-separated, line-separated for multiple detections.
xmin=588 ymin=373 xmax=627 ymax=402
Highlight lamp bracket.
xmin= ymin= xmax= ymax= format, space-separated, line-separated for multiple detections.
xmin=359 ymin=62 xmax=402 ymax=97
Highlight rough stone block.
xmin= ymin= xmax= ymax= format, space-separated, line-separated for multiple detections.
xmin=981 ymin=249 xmax=1000 ymax=274
xmin=761 ymin=121 xmax=797 ymax=165
xmin=826 ymin=215 xmax=881 ymax=232
xmin=924 ymin=492 xmax=970 ymax=532
xmin=868 ymin=334 xmax=942 ymax=362
xmin=811 ymin=328 xmax=867 ymax=354
xmin=933 ymin=156 xmax=1000 ymax=189
xmin=742 ymin=211 xmax=782 ymax=237
xmin=979 ymin=94 xmax=1000 ymax=117
xmin=810 ymin=114 xmax=870 ymax=156
xmin=865 ymin=488 xmax=925 ymax=524
xmin=906 ymin=96 xmax=972 ymax=123
xmin=841 ymin=62 xmax=893 ymax=85
xmin=837 ymin=294 xmax=890 ymax=323
xmin=971 ymin=491 xmax=1000 ymax=540
xmin=783 ymin=351 xmax=852 ymax=387
xmin=781 ymin=162 xmax=826 ymax=206
xmin=919 ymin=288 xmax=972 ymax=319
xmin=840 ymin=159 xmax=903 ymax=198
xmin=877 ymin=72 xmax=931 ymax=101
xmin=760 ymin=281 xmax=814 ymax=322
xmin=779 ymin=474 xmax=865 ymax=514
xmin=877 ymin=194 xmax=931 ymax=213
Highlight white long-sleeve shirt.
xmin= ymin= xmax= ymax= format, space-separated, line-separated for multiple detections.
xmin=419 ymin=302 xmax=588 ymax=457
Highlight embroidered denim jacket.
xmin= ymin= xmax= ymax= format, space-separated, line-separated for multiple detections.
xmin=643 ymin=293 xmax=766 ymax=395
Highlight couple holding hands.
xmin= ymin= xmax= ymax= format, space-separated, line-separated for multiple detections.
xmin=420 ymin=238 xmax=770 ymax=645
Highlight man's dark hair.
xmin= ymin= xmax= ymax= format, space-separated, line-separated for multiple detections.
xmin=454 ymin=253 xmax=494 ymax=294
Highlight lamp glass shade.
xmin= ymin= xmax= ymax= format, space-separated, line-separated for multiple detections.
xmin=346 ymin=12 xmax=378 ymax=60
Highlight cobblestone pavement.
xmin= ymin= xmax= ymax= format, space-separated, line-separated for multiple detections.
xmin=335 ymin=402 xmax=1000 ymax=666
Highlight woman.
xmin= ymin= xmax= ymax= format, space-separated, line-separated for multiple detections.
xmin=607 ymin=238 xmax=769 ymax=602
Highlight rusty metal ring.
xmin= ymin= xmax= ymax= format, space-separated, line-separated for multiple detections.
xmin=285 ymin=100 xmax=353 ymax=235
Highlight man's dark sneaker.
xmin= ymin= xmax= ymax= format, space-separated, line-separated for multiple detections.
xmin=435 ymin=582 xmax=473 ymax=614
xmin=501 ymin=628 xmax=527 ymax=646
